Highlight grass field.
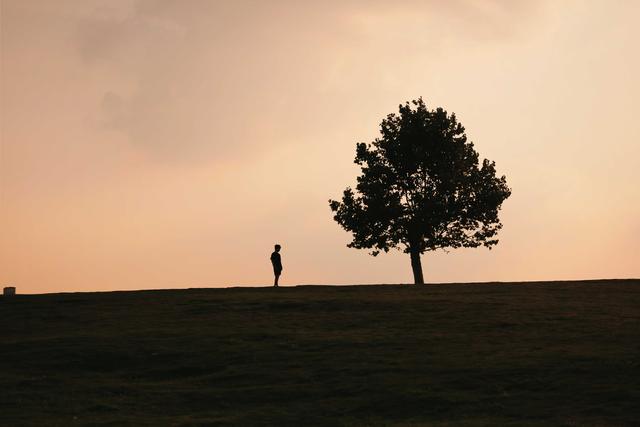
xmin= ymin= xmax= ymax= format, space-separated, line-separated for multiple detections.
xmin=1 ymin=280 xmax=639 ymax=426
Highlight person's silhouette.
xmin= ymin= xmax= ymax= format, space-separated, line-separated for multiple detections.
xmin=270 ymin=244 xmax=282 ymax=287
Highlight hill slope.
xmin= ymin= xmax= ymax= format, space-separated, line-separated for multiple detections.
xmin=1 ymin=280 xmax=639 ymax=426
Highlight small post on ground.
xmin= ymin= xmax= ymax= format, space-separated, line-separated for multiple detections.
xmin=3 ymin=286 xmax=16 ymax=296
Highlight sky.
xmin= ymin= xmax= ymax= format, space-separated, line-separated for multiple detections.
xmin=1 ymin=0 xmax=639 ymax=293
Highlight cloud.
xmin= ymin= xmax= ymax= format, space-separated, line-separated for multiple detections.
xmin=73 ymin=0 xmax=547 ymax=163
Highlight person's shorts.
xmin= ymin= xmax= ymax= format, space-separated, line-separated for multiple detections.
xmin=273 ymin=268 xmax=282 ymax=275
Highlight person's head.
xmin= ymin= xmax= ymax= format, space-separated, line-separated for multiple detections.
xmin=274 ymin=244 xmax=281 ymax=252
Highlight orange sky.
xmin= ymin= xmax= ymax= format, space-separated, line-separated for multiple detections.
xmin=1 ymin=0 xmax=639 ymax=293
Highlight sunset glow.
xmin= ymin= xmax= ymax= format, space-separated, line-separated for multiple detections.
xmin=1 ymin=0 xmax=639 ymax=293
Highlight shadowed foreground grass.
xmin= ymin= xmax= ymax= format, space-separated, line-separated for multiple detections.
xmin=1 ymin=280 xmax=639 ymax=426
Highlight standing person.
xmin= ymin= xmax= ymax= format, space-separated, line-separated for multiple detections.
xmin=270 ymin=244 xmax=282 ymax=287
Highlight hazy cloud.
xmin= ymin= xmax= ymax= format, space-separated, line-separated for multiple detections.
xmin=72 ymin=0 xmax=546 ymax=162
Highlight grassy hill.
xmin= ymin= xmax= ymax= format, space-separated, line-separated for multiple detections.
xmin=1 ymin=280 xmax=639 ymax=426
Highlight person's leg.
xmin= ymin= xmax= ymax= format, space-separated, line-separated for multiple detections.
xmin=274 ymin=272 xmax=280 ymax=287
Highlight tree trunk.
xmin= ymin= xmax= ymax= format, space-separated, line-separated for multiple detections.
xmin=409 ymin=250 xmax=425 ymax=285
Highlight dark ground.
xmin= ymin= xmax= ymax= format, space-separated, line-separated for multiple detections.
xmin=1 ymin=280 xmax=639 ymax=426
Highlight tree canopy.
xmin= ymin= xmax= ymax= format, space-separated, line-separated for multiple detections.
xmin=329 ymin=98 xmax=511 ymax=284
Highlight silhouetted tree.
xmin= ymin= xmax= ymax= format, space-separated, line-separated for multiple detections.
xmin=329 ymin=98 xmax=511 ymax=284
